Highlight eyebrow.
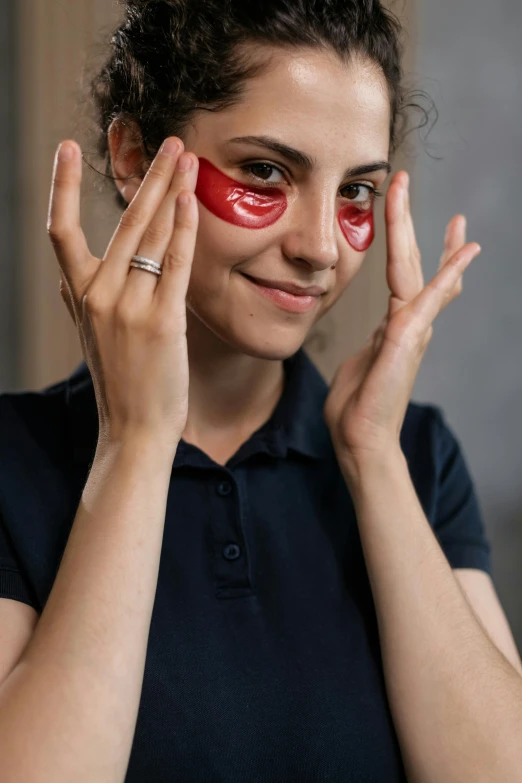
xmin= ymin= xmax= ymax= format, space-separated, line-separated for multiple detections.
xmin=227 ymin=135 xmax=392 ymax=179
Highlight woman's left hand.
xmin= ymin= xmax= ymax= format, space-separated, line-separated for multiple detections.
xmin=323 ymin=171 xmax=482 ymax=472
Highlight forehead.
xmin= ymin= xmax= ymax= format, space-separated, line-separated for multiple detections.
xmin=194 ymin=46 xmax=391 ymax=161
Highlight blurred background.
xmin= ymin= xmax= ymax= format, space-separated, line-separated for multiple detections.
xmin=0 ymin=1 xmax=520 ymax=647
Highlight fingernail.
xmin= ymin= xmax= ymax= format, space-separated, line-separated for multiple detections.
xmin=58 ymin=142 xmax=74 ymax=162
xmin=178 ymin=153 xmax=193 ymax=171
xmin=160 ymin=138 xmax=180 ymax=156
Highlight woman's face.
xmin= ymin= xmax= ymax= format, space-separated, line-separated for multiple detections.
xmin=123 ymin=47 xmax=392 ymax=361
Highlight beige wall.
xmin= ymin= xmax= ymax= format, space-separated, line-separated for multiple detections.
xmin=16 ymin=0 xmax=415 ymax=390
xmin=17 ymin=0 xmax=123 ymax=389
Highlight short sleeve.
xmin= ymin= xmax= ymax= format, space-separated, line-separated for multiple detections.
xmin=430 ymin=406 xmax=493 ymax=576
xmin=0 ymin=513 xmax=40 ymax=610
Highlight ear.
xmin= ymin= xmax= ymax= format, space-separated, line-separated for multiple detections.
xmin=107 ymin=118 xmax=148 ymax=205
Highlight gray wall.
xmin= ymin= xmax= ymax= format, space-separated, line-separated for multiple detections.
xmin=411 ymin=1 xmax=522 ymax=646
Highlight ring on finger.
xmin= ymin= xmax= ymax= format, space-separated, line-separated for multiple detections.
xmin=130 ymin=254 xmax=163 ymax=277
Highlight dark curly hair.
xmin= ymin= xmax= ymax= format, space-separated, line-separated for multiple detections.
xmin=80 ymin=0 xmax=436 ymax=214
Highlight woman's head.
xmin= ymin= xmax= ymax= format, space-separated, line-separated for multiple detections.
xmin=86 ymin=0 xmax=432 ymax=361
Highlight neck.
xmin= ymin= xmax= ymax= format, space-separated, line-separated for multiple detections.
xmin=180 ymin=309 xmax=286 ymax=446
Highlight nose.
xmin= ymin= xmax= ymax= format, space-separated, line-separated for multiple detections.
xmin=280 ymin=188 xmax=340 ymax=270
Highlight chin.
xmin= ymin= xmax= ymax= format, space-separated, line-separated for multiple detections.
xmin=186 ymin=293 xmax=319 ymax=361
xmin=226 ymin=325 xmax=311 ymax=361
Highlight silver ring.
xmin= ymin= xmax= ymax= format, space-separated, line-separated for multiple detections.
xmin=130 ymin=255 xmax=162 ymax=277
xmin=129 ymin=261 xmax=162 ymax=277
xmin=132 ymin=255 xmax=162 ymax=271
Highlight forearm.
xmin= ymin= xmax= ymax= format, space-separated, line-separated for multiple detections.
xmin=0 ymin=436 xmax=175 ymax=783
xmin=344 ymin=450 xmax=522 ymax=783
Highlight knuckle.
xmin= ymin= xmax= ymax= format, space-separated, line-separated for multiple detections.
xmin=47 ymin=221 xmax=69 ymax=245
xmin=430 ymin=276 xmax=445 ymax=295
xmin=114 ymin=298 xmax=141 ymax=327
xmin=142 ymin=221 xmax=171 ymax=247
xmin=162 ymin=248 xmax=186 ymax=272
xmin=52 ymin=170 xmax=77 ymax=189
xmin=83 ymin=289 xmax=109 ymax=317
xmin=147 ymin=164 xmax=168 ymax=182
xmin=396 ymin=318 xmax=424 ymax=351
xmin=175 ymin=212 xmax=195 ymax=231
xmin=118 ymin=207 xmax=148 ymax=231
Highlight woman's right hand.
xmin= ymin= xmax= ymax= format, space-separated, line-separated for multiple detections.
xmin=47 ymin=137 xmax=199 ymax=453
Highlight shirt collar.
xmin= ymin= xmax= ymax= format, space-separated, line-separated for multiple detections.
xmin=66 ymin=348 xmax=330 ymax=469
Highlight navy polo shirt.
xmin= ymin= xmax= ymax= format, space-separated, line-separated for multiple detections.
xmin=0 ymin=347 xmax=493 ymax=782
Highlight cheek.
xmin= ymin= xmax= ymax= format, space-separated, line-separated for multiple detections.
xmin=195 ymin=157 xmax=287 ymax=229
xmin=338 ymin=204 xmax=375 ymax=252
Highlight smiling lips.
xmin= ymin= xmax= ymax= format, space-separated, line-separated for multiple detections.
xmin=194 ymin=156 xmax=375 ymax=252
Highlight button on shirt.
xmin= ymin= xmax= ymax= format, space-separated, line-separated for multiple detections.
xmin=0 ymin=347 xmax=493 ymax=782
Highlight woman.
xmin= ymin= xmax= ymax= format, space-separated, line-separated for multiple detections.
xmin=1 ymin=0 xmax=521 ymax=780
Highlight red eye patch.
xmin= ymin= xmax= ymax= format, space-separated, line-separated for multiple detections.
xmin=338 ymin=204 xmax=375 ymax=252
xmin=195 ymin=157 xmax=288 ymax=229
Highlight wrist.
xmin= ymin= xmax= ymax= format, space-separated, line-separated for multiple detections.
xmin=96 ymin=428 xmax=180 ymax=467
xmin=339 ymin=445 xmax=408 ymax=496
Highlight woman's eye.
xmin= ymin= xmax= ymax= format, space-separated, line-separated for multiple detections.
xmin=340 ymin=183 xmax=379 ymax=205
xmin=242 ymin=163 xmax=284 ymax=185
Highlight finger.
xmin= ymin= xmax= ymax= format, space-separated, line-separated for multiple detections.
xmin=407 ymin=242 xmax=481 ymax=334
xmin=154 ymin=189 xmax=199 ymax=314
xmin=385 ymin=172 xmax=424 ymax=311
xmin=99 ymin=137 xmax=184 ymax=297
xmin=47 ymin=141 xmax=94 ymax=296
xmin=122 ymin=152 xmax=199 ymax=305
xmin=402 ymin=174 xmax=424 ymax=291
xmin=438 ymin=215 xmax=468 ymax=311
xmin=385 ymin=172 xmax=415 ymax=297
xmin=440 ymin=215 xmax=466 ymax=269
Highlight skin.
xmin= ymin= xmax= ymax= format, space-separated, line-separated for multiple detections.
xmin=108 ymin=46 xmax=393 ymax=454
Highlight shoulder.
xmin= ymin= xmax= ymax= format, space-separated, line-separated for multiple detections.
xmin=0 ymin=361 xmax=94 ymax=466
xmin=401 ymin=400 xmax=474 ymax=488
xmin=0 ymin=364 xmax=91 ymax=608
xmin=400 ymin=400 xmax=476 ymax=523
xmin=0 ymin=376 xmax=71 ymax=466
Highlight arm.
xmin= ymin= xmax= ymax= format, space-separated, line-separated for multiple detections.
xmin=0 ymin=435 xmax=175 ymax=783
xmin=343 ymin=449 xmax=522 ymax=783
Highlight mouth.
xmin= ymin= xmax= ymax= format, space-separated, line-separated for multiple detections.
xmin=241 ymin=274 xmax=325 ymax=297
xmin=240 ymin=273 xmax=321 ymax=314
